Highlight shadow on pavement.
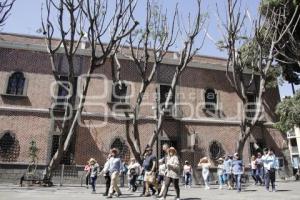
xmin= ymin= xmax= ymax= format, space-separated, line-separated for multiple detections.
xmin=181 ymin=198 xmax=202 ymax=200
xmin=243 ymin=190 xmax=257 ymax=192
xmin=276 ymin=190 xmax=291 ymax=192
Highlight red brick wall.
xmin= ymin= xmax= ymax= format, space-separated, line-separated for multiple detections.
xmin=0 ymin=43 xmax=285 ymax=172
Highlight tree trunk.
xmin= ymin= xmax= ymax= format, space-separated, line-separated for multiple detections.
xmin=44 ymin=67 xmax=95 ymax=183
xmin=236 ymin=137 xmax=247 ymax=160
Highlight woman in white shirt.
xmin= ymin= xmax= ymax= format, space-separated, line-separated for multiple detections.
xmin=159 ymin=147 xmax=180 ymax=200
xmin=198 ymin=157 xmax=211 ymax=190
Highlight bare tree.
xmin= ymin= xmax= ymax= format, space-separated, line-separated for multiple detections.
xmin=148 ymin=0 xmax=206 ymax=149
xmin=0 ymin=0 xmax=15 ymax=26
xmin=217 ymin=0 xmax=299 ymax=158
xmin=112 ymin=0 xmax=206 ymax=162
xmin=41 ymin=0 xmax=138 ymax=183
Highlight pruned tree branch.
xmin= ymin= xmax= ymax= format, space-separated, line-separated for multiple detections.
xmin=0 ymin=0 xmax=15 ymax=27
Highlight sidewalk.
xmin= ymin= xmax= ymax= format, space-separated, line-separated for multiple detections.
xmin=1 ymin=181 xmax=300 ymax=200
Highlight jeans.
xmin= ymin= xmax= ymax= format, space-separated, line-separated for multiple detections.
xmin=251 ymin=169 xmax=257 ymax=183
xmin=163 ymin=177 xmax=180 ymax=199
xmin=255 ymin=168 xmax=263 ymax=184
xmin=234 ymin=174 xmax=242 ymax=191
xmin=265 ymin=169 xmax=276 ymax=190
xmin=218 ymin=175 xmax=224 ymax=186
xmin=185 ymin=173 xmax=192 ymax=186
xmin=91 ymin=176 xmax=97 ymax=192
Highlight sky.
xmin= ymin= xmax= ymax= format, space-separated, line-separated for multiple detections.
xmin=2 ymin=0 xmax=299 ymax=98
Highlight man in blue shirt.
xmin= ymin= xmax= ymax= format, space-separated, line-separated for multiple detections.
xmin=231 ymin=153 xmax=244 ymax=192
xmin=107 ymin=148 xmax=122 ymax=198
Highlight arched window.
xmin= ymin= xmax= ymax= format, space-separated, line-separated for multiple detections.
xmin=0 ymin=131 xmax=20 ymax=162
xmin=6 ymin=72 xmax=26 ymax=95
xmin=209 ymin=140 xmax=225 ymax=160
xmin=111 ymin=137 xmax=130 ymax=163
xmin=204 ymin=88 xmax=217 ymax=111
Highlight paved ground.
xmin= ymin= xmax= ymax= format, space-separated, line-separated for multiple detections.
xmin=1 ymin=181 xmax=300 ymax=200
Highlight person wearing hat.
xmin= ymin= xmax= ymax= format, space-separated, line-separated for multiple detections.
xmin=217 ymin=158 xmax=225 ymax=189
xmin=159 ymin=147 xmax=180 ymax=200
xmin=141 ymin=147 xmax=157 ymax=197
xmin=107 ymin=148 xmax=122 ymax=198
xmin=89 ymin=158 xmax=100 ymax=194
xmin=231 ymin=153 xmax=244 ymax=192
xmin=182 ymin=160 xmax=193 ymax=188
xmin=223 ymin=155 xmax=233 ymax=190
xmin=198 ymin=157 xmax=211 ymax=190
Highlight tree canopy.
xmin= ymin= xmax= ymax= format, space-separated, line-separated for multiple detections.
xmin=275 ymin=91 xmax=300 ymax=132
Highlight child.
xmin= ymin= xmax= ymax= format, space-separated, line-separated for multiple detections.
xmin=158 ymin=158 xmax=166 ymax=194
xmin=128 ymin=158 xmax=141 ymax=192
xmin=89 ymin=158 xmax=100 ymax=193
xmin=198 ymin=157 xmax=211 ymax=190
xmin=217 ymin=158 xmax=225 ymax=189
xmin=84 ymin=161 xmax=91 ymax=189
xmin=183 ymin=160 xmax=193 ymax=188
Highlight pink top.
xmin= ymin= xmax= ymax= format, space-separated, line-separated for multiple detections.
xmin=84 ymin=165 xmax=91 ymax=172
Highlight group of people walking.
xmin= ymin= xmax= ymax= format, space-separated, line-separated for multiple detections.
xmin=83 ymin=145 xmax=279 ymax=199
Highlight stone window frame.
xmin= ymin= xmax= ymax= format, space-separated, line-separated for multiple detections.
xmin=2 ymin=71 xmax=29 ymax=98
xmin=51 ymin=75 xmax=79 ymax=110
xmin=246 ymin=92 xmax=257 ymax=118
xmin=158 ymin=83 xmax=176 ymax=117
xmin=107 ymin=80 xmax=131 ymax=105
xmin=204 ymin=88 xmax=217 ymax=112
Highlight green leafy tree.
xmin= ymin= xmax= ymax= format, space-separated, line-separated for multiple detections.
xmin=275 ymin=91 xmax=300 ymax=132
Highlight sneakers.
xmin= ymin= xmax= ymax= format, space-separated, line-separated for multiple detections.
xmin=205 ymin=186 xmax=210 ymax=190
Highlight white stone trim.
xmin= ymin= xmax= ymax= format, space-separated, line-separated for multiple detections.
xmin=0 ymin=106 xmax=275 ymax=126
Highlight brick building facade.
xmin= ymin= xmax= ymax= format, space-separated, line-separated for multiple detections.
xmin=0 ymin=33 xmax=292 ymax=183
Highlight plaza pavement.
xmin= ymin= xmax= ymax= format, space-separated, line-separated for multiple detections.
xmin=1 ymin=181 xmax=300 ymax=200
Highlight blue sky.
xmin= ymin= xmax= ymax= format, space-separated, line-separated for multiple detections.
xmin=2 ymin=0 xmax=299 ymax=98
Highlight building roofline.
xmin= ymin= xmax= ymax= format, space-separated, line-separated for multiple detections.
xmin=0 ymin=32 xmax=255 ymax=73
xmin=0 ymin=32 xmax=227 ymax=61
